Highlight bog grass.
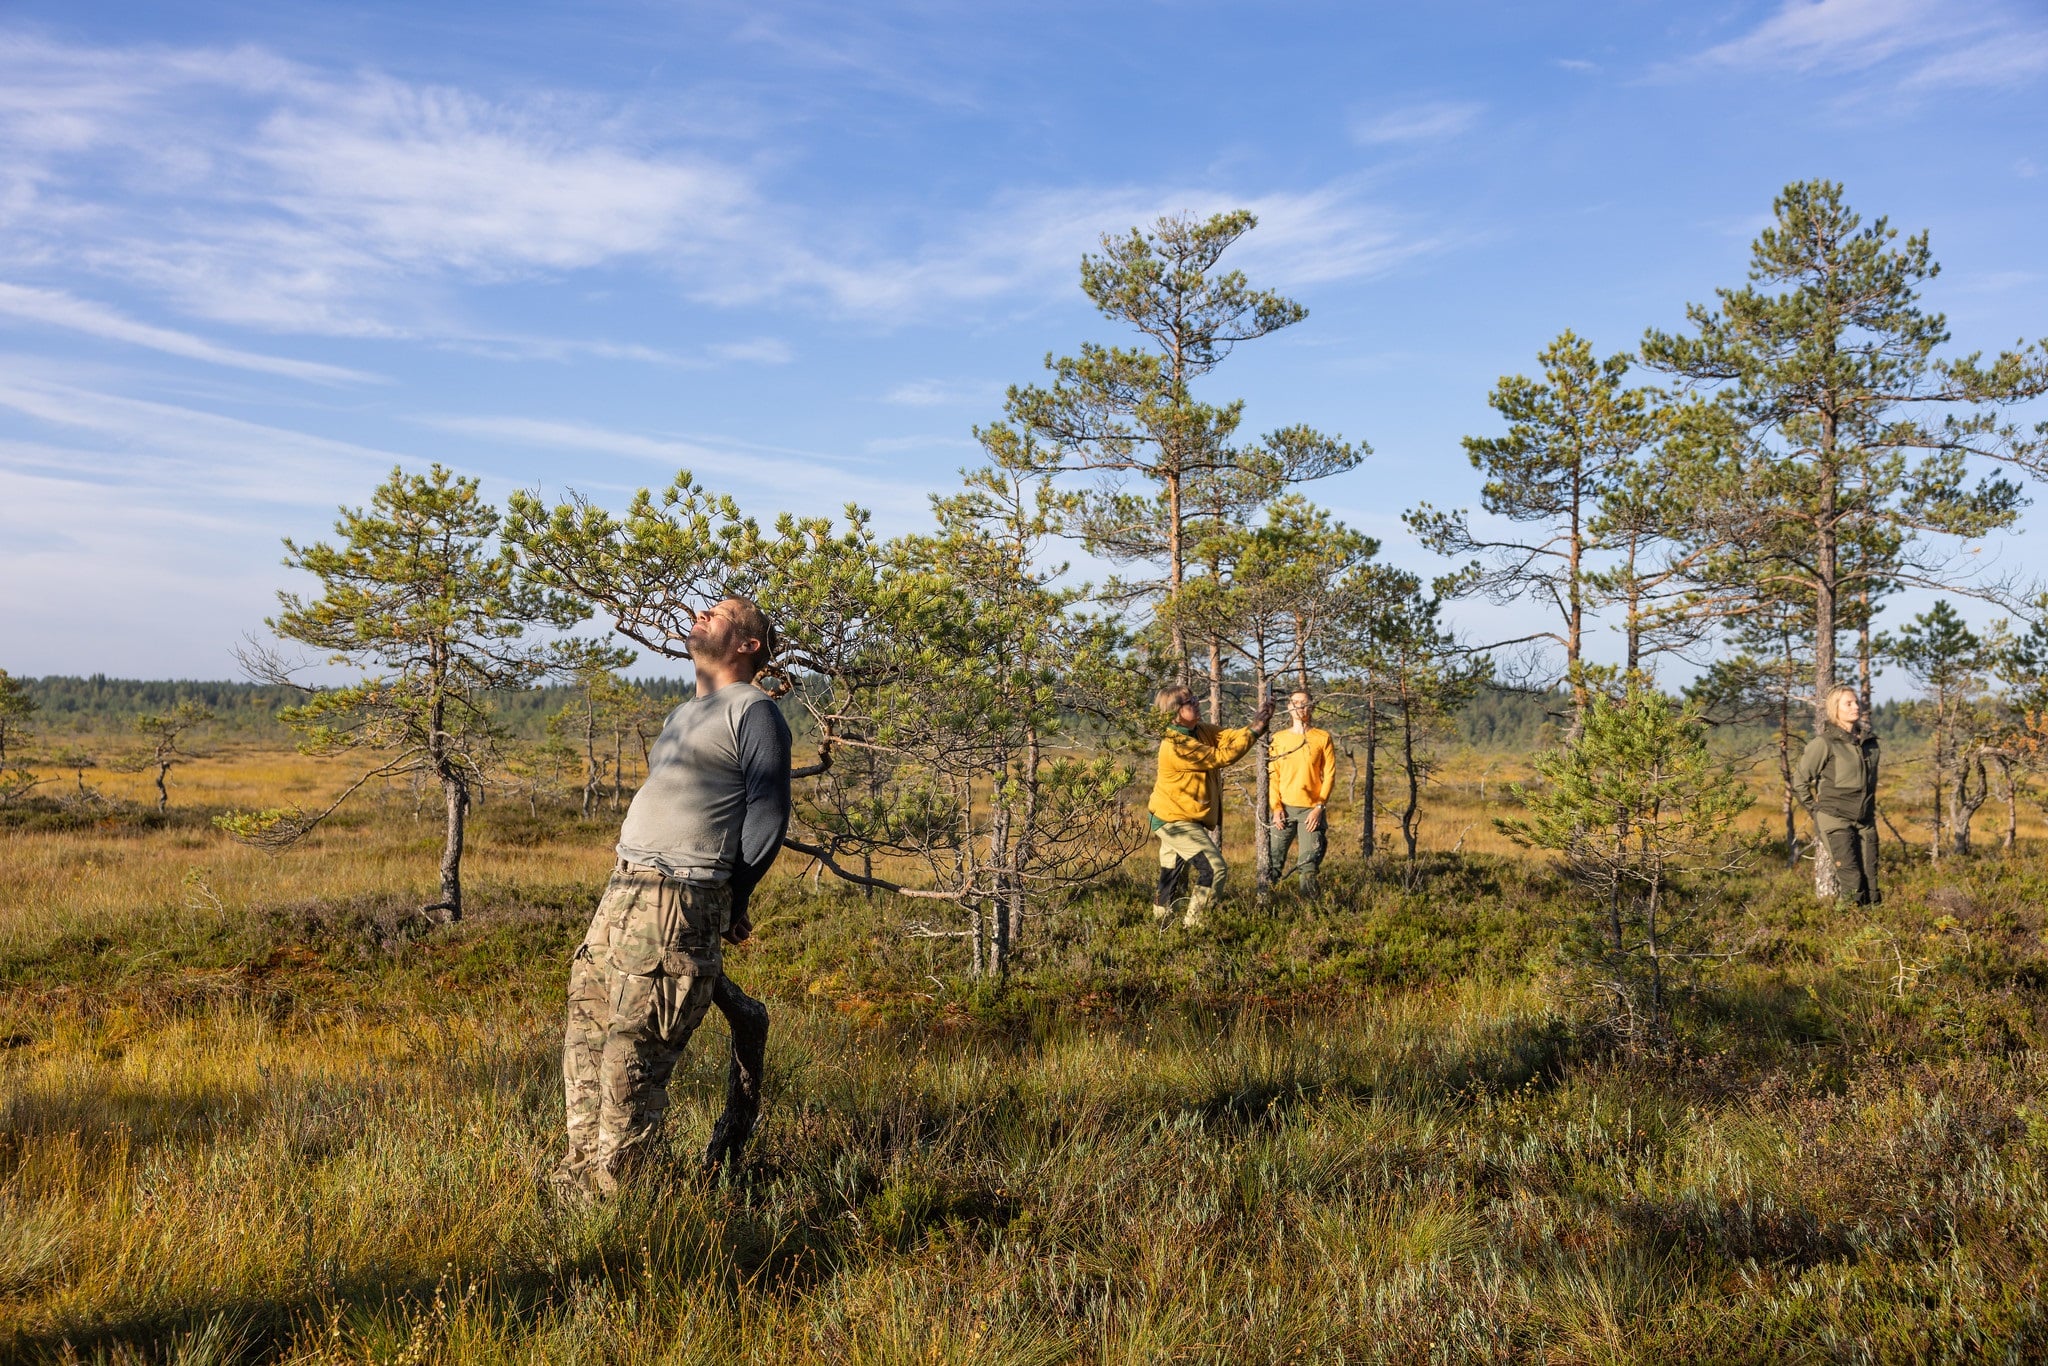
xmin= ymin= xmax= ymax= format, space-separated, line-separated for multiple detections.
xmin=4 ymin=747 xmax=2048 ymax=1361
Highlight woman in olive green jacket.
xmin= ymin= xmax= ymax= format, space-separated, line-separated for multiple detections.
xmin=1794 ymin=685 xmax=1880 ymax=905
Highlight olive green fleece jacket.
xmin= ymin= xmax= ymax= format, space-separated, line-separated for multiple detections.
xmin=1793 ymin=722 xmax=1879 ymax=824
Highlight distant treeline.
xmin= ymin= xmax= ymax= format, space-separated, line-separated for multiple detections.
xmin=1454 ymin=686 xmax=1926 ymax=752
xmin=19 ymin=675 xmax=1928 ymax=753
xmin=21 ymin=675 xmax=695 ymax=743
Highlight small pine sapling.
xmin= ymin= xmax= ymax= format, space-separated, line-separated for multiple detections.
xmin=1499 ymin=683 xmax=1753 ymax=1049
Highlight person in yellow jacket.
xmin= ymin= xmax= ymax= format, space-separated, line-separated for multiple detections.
xmin=1267 ymin=690 xmax=1336 ymax=898
xmin=1148 ymin=684 xmax=1273 ymax=928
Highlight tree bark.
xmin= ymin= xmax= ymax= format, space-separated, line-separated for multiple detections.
xmin=1399 ymin=689 xmax=1420 ymax=860
xmin=431 ymin=771 xmax=467 ymax=921
xmin=1167 ymin=473 xmax=1188 ymax=688
xmin=1950 ymin=752 xmax=1988 ymax=854
xmin=1009 ymin=726 xmax=1038 ymax=947
xmin=1999 ymin=754 xmax=2018 ymax=851
xmin=1361 ymin=699 xmax=1379 ymax=859
xmin=989 ymin=793 xmax=1011 ymax=976
xmin=1776 ymin=696 xmax=1797 ymax=865
xmin=1812 ymin=414 xmax=1841 ymax=900
xmin=1252 ymin=650 xmax=1273 ymax=889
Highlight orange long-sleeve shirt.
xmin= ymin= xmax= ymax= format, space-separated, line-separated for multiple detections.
xmin=1268 ymin=726 xmax=1335 ymax=812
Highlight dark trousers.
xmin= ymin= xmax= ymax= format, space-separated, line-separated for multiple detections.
xmin=1268 ymin=804 xmax=1326 ymax=895
xmin=1815 ymin=813 xmax=1879 ymax=906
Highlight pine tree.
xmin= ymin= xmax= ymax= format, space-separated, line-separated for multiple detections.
xmin=1880 ymin=601 xmax=1993 ymax=855
xmin=1500 ymin=684 xmax=1753 ymax=1049
xmin=223 ymin=465 xmax=583 ymax=921
xmin=1644 ymin=181 xmax=2046 ymax=894
xmin=997 ymin=210 xmax=1360 ymax=688
xmin=1643 ymin=181 xmax=2045 ymax=731
xmin=121 ymin=701 xmax=213 ymax=812
xmin=0 ymin=669 xmax=38 ymax=804
xmin=1409 ymin=331 xmax=1658 ymax=726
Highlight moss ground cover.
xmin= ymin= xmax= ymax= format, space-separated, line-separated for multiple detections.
xmin=4 ymin=755 xmax=2048 ymax=1361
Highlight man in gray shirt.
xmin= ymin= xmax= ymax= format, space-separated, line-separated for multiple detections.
xmin=557 ymin=596 xmax=791 ymax=1197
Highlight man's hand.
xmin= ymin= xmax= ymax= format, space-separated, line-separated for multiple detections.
xmin=722 ymin=914 xmax=752 ymax=946
xmin=1251 ymin=698 xmax=1276 ymax=732
xmin=1306 ymin=805 xmax=1325 ymax=832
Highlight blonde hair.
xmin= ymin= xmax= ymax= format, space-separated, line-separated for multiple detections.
xmin=1825 ymin=684 xmax=1861 ymax=724
xmin=1156 ymin=685 xmax=1193 ymax=715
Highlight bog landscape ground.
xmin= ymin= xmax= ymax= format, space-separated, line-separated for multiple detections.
xmin=4 ymin=745 xmax=2048 ymax=1363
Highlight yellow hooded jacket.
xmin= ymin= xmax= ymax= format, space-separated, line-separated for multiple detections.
xmin=1148 ymin=722 xmax=1256 ymax=828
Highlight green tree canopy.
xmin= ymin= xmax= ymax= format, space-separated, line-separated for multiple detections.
xmin=224 ymin=464 xmax=584 ymax=922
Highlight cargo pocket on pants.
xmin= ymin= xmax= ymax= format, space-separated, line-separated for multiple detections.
xmin=659 ymin=882 xmax=727 ymax=978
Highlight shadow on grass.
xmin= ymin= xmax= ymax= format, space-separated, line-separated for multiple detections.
xmin=2 ymin=1176 xmax=848 ymax=1364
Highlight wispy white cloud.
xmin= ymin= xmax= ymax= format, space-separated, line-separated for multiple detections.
xmin=0 ymin=31 xmax=1447 ymax=337
xmin=1349 ymin=100 xmax=1484 ymax=146
xmin=863 ymin=434 xmax=979 ymax=454
xmin=0 ymin=456 xmax=292 ymax=675
xmin=881 ymin=378 xmax=998 ymax=407
xmin=735 ymin=178 xmax=1443 ymax=321
xmin=0 ymin=33 xmax=762 ymax=336
xmin=0 ymin=281 xmax=380 ymax=383
xmin=0 ymin=371 xmax=412 ymax=506
xmin=439 ymin=331 xmax=791 ymax=367
xmin=415 ymin=413 xmax=928 ymax=516
xmin=707 ymin=337 xmax=794 ymax=365
xmin=1680 ymin=0 xmax=2048 ymax=89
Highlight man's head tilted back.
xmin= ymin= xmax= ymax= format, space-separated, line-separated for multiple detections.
xmin=692 ymin=597 xmax=776 ymax=677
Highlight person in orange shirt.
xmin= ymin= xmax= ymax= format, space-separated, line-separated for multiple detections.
xmin=1267 ymin=689 xmax=1335 ymax=898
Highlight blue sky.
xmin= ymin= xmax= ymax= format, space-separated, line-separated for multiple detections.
xmin=2 ymin=0 xmax=2044 ymax=681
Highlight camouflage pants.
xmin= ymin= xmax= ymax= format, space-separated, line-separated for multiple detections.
xmin=1154 ymin=820 xmax=1227 ymax=927
xmin=561 ymin=866 xmax=727 ymax=1193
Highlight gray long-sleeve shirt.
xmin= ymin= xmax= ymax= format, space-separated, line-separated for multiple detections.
xmin=616 ymin=681 xmax=791 ymax=918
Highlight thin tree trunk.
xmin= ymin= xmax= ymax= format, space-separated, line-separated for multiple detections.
xmin=154 ymin=761 xmax=169 ymax=812
xmin=1645 ymin=865 xmax=1667 ymax=1044
xmin=1566 ymin=467 xmax=1586 ymax=735
xmin=1253 ymin=643 xmax=1273 ymax=889
xmin=1206 ymin=637 xmax=1224 ymax=726
xmin=989 ymin=777 xmax=1011 ymax=976
xmin=1812 ymin=418 xmax=1840 ymax=899
xmin=1929 ymin=720 xmax=1949 ymax=863
xmin=1776 ymin=697 xmax=1797 ymax=865
xmin=1400 ymin=691 xmax=1420 ymax=861
xmin=1857 ymin=581 xmax=1874 ymax=714
xmin=1361 ymin=698 xmax=1379 ymax=859
xmin=432 ymin=771 xmax=467 ymax=921
xmin=1999 ymin=755 xmax=2017 ymax=851
xmin=581 ymin=694 xmax=597 ymax=819
xmin=1011 ymin=727 xmax=1038 ymax=946
xmin=1167 ymin=473 xmax=1188 ymax=688
xmin=1951 ymin=751 xmax=1988 ymax=854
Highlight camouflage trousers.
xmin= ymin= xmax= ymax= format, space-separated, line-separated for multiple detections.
xmin=1154 ymin=820 xmax=1227 ymax=928
xmin=560 ymin=864 xmax=727 ymax=1195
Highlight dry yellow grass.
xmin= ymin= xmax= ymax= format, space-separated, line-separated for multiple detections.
xmin=8 ymin=738 xmax=2048 ymax=1359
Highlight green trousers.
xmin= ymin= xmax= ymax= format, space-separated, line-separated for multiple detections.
xmin=1268 ymin=804 xmax=1326 ymax=896
xmin=1814 ymin=812 xmax=1879 ymax=906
